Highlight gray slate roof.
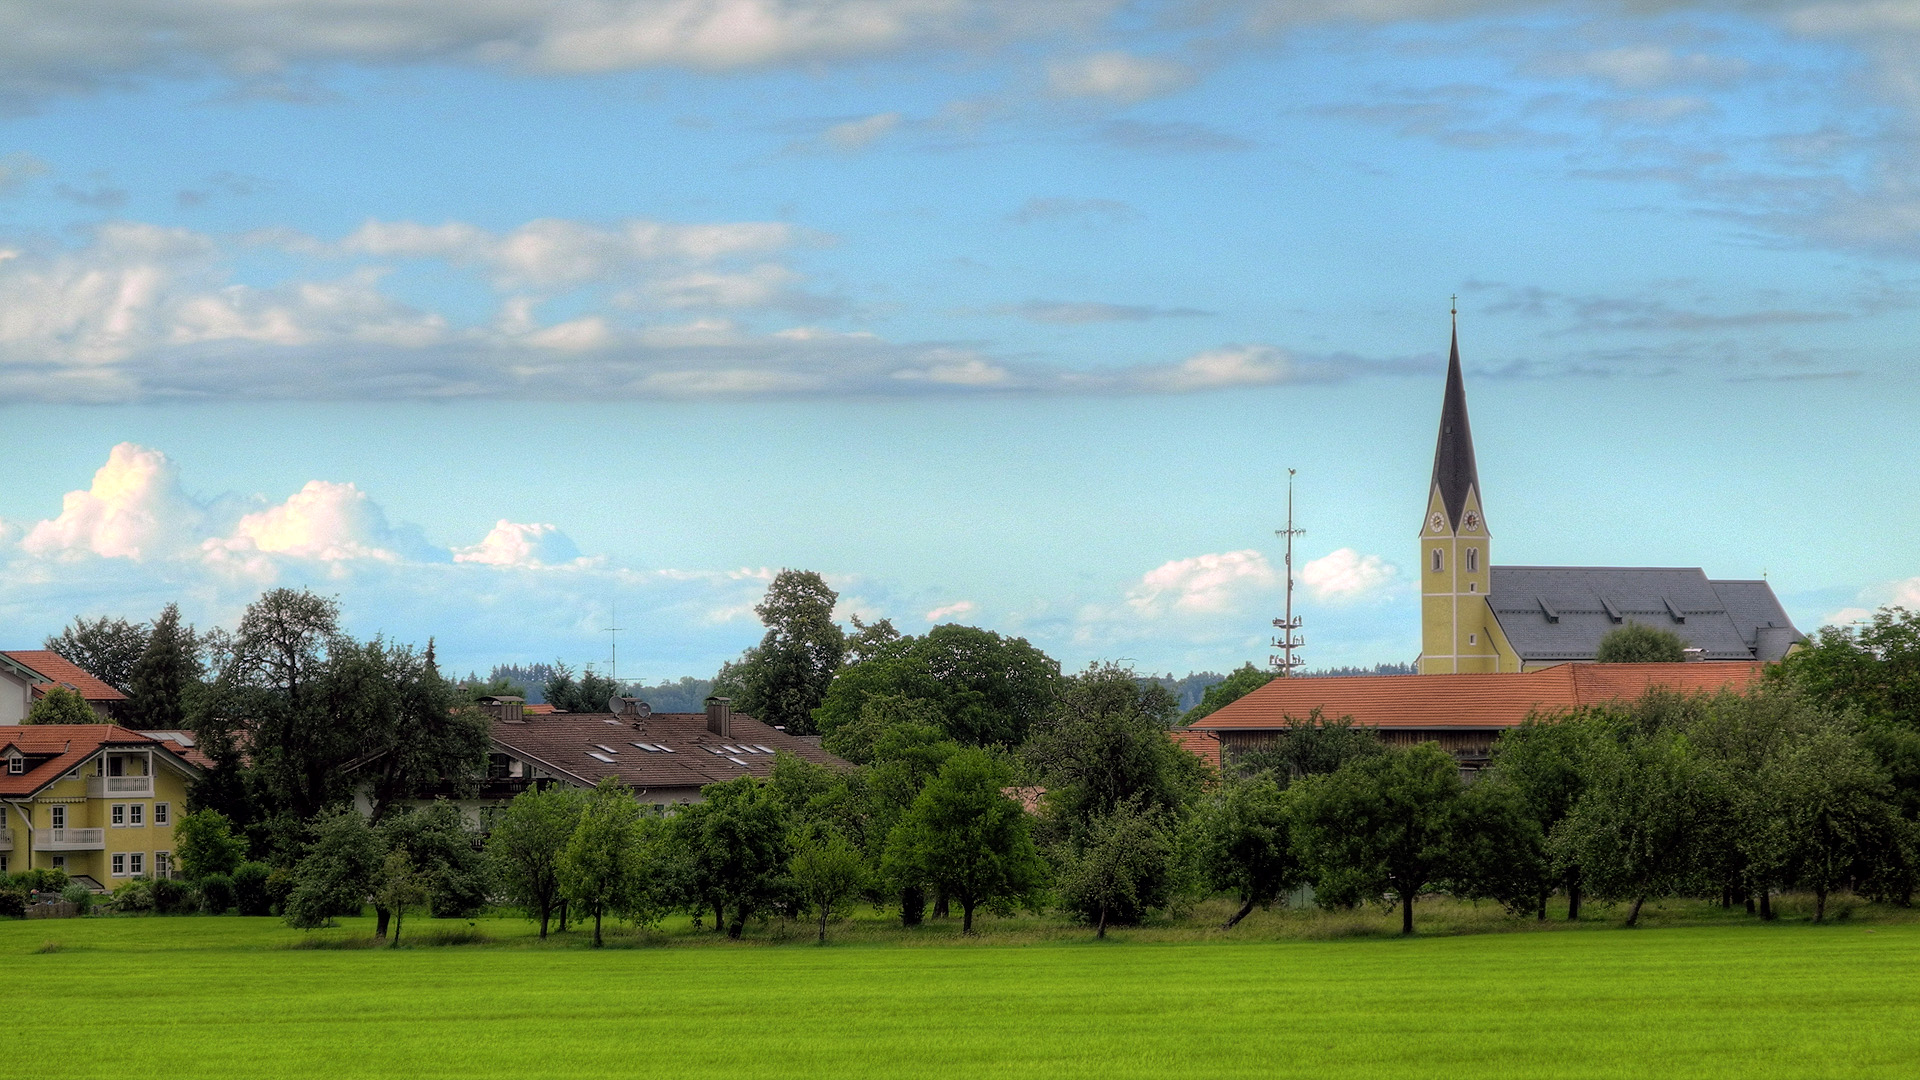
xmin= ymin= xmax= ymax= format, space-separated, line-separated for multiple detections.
xmin=1487 ymin=566 xmax=1804 ymax=663
xmin=1429 ymin=324 xmax=1480 ymax=529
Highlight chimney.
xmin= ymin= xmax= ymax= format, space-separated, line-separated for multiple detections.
xmin=478 ymin=696 xmax=525 ymax=722
xmin=1682 ymin=648 xmax=1706 ymax=663
xmin=705 ymin=696 xmax=732 ymax=738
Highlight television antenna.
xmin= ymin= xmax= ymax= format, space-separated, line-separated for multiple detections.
xmin=1270 ymin=469 xmax=1305 ymax=676
xmin=603 ymin=602 xmax=624 ymax=689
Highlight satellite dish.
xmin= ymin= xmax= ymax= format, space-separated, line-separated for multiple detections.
xmin=608 ymin=695 xmax=625 ymax=716
xmin=633 ymin=701 xmax=652 ymax=718
xmin=609 ymin=695 xmax=654 ymax=719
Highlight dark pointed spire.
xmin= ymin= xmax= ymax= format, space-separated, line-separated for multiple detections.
xmin=1429 ymin=309 xmax=1479 ymax=529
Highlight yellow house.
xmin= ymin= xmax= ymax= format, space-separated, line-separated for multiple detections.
xmin=0 ymin=725 xmax=202 ymax=889
xmin=1418 ymin=316 xmax=1804 ymax=674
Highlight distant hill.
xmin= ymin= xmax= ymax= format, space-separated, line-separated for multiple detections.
xmin=472 ymin=665 xmax=714 ymax=711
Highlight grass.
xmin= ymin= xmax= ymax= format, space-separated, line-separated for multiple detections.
xmin=7 ymin=899 xmax=1920 ymax=1078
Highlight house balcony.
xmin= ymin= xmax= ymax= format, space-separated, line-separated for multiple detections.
xmin=0 ymin=828 xmax=12 ymax=852
xmin=86 ymin=776 xmax=154 ymax=798
xmin=31 ymin=828 xmax=106 ymax=851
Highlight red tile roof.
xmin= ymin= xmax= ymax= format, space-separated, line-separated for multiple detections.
xmin=3 ymin=651 xmax=127 ymax=702
xmin=0 ymin=724 xmax=202 ymax=797
xmin=1191 ymin=662 xmax=1767 ymax=732
xmin=1169 ymin=728 xmax=1222 ymax=769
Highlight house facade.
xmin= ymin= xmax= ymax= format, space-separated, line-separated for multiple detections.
xmin=0 ymin=725 xmax=203 ymax=888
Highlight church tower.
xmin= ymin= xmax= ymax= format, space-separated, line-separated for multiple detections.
xmin=1418 ymin=313 xmax=1499 ymax=674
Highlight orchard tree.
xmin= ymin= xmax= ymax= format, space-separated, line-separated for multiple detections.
xmin=1488 ymin=712 xmax=1617 ymax=918
xmin=1290 ymin=742 xmax=1467 ymax=935
xmin=284 ymin=809 xmax=383 ymax=929
xmin=672 ymin=775 xmax=790 ymax=938
xmin=1772 ymin=724 xmax=1907 ymax=920
xmin=1055 ymin=800 xmax=1178 ymax=937
xmin=1193 ymin=772 xmax=1301 ymax=929
xmin=1551 ymin=729 xmax=1722 ymax=927
xmin=173 ymin=809 xmax=248 ymax=880
xmin=1024 ymin=663 xmax=1203 ymax=838
xmin=1779 ymin=605 xmax=1920 ymax=728
xmin=813 ymin=624 xmax=1060 ymax=750
xmin=487 ymin=786 xmax=588 ymax=938
xmin=560 ymin=779 xmax=659 ymax=947
xmin=884 ymin=748 xmax=1046 ymax=933
xmin=1596 ymin=623 xmax=1688 ymax=663
xmin=1235 ymin=708 xmax=1383 ymax=785
xmin=373 ymin=849 xmax=428 ymax=947
xmin=790 ymin=830 xmax=867 ymax=944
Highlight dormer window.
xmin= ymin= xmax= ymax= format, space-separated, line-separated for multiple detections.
xmin=5 ymin=757 xmax=22 ymax=776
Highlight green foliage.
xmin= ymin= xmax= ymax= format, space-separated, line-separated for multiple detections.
xmin=151 ymin=876 xmax=192 ymax=914
xmin=373 ymin=849 xmax=429 ymax=946
xmin=1290 ymin=743 xmax=1468 ymax=934
xmin=125 ymin=602 xmax=201 ymax=729
xmin=198 ymin=873 xmax=236 ymax=914
xmin=790 ymin=830 xmax=867 ymax=943
xmin=60 ymin=883 xmax=94 ymax=913
xmin=0 ymin=886 xmax=26 ymax=918
xmin=1192 ymin=772 xmax=1301 ymax=928
xmin=110 ymin=877 xmax=155 ymax=913
xmin=284 ymin=809 xmax=382 ymax=929
xmin=232 ymin=862 xmax=274 ymax=916
xmin=26 ymin=685 xmax=97 ymax=725
xmin=1779 ymin=605 xmax=1920 ymax=728
xmin=1596 ymin=622 xmax=1689 ymax=663
xmin=1235 ymin=708 xmax=1383 ymax=785
xmin=378 ymin=801 xmax=491 ymax=919
xmin=1024 ymin=663 xmax=1202 ymax=837
xmin=813 ymin=624 xmax=1060 ymax=750
xmin=884 ymin=748 xmax=1047 ymax=933
xmin=712 ymin=570 xmax=848 ymax=736
xmin=11 ymin=868 xmax=70 ymax=894
xmin=1487 ymin=711 xmax=1618 ymax=916
xmin=486 ymin=785 xmax=588 ymax=938
xmin=174 ymin=809 xmax=248 ymax=880
xmin=541 ymin=662 xmax=619 ymax=714
xmin=671 ymin=775 xmax=791 ymax=937
xmin=45 ymin=614 xmax=149 ymax=693
xmin=560 ymin=779 xmax=663 ymax=946
xmin=1183 ymin=663 xmax=1275 ymax=724
xmin=1055 ymin=800 xmax=1180 ymax=936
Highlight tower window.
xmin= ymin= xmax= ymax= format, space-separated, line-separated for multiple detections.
xmin=1431 ymin=549 xmax=1443 ymax=573
xmin=1469 ymin=633 xmax=1478 ymax=645
xmin=1466 ymin=547 xmax=1479 ymax=572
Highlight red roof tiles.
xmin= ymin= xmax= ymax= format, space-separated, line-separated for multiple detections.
xmin=3 ymin=651 xmax=127 ymax=702
xmin=1168 ymin=728 xmax=1222 ymax=769
xmin=0 ymin=724 xmax=202 ymax=797
xmin=1191 ymin=662 xmax=1767 ymax=733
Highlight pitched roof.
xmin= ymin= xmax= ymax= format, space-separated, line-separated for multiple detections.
xmin=2 ymin=651 xmax=127 ymax=702
xmin=1168 ymin=728 xmax=1222 ymax=769
xmin=1189 ymin=661 xmax=1767 ymax=733
xmin=1429 ymin=321 xmax=1480 ymax=529
xmin=0 ymin=724 xmax=203 ymax=797
xmin=490 ymin=710 xmax=847 ymax=794
xmin=1487 ymin=567 xmax=1804 ymax=663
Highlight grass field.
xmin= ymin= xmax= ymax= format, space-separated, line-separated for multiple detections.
xmin=9 ymin=901 xmax=1919 ymax=1079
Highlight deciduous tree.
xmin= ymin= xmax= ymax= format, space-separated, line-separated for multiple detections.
xmin=45 ymin=614 xmax=148 ymax=693
xmin=883 ymin=748 xmax=1046 ymax=933
xmin=1596 ymin=623 xmax=1688 ymax=663
xmin=487 ymin=786 xmax=588 ymax=938
xmin=25 ymin=686 xmax=96 ymax=725
xmin=1193 ymin=772 xmax=1301 ymax=929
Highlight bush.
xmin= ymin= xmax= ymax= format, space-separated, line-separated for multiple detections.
xmin=233 ymin=862 xmax=274 ymax=916
xmin=111 ymin=878 xmax=154 ymax=913
xmin=151 ymin=876 xmax=191 ymax=915
xmin=198 ymin=873 xmax=236 ymax=914
xmin=13 ymin=868 xmax=70 ymax=895
xmin=264 ymin=866 xmax=296 ymax=916
xmin=60 ymin=883 xmax=93 ymax=914
xmin=0 ymin=886 xmax=26 ymax=918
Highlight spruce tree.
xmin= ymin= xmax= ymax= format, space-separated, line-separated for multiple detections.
xmin=126 ymin=603 xmax=199 ymax=729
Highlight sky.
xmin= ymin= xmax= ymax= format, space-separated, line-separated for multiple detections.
xmin=2 ymin=0 xmax=1918 ymax=684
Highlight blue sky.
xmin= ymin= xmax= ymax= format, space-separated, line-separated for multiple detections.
xmin=1 ymin=0 xmax=1916 ymax=683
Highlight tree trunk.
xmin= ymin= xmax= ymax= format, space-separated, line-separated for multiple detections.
xmin=1626 ymin=895 xmax=1646 ymax=927
xmin=715 ymin=902 xmax=726 ymax=934
xmin=1759 ymin=889 xmax=1773 ymax=921
xmin=933 ymin=887 xmax=949 ymax=920
xmin=538 ymin=902 xmax=550 ymax=940
xmin=593 ymin=906 xmax=603 ymax=947
xmin=558 ymin=899 xmax=569 ymax=933
xmin=1567 ymin=876 xmax=1582 ymax=921
xmin=375 ymin=905 xmax=391 ymax=939
xmin=961 ymin=899 xmax=975 ymax=934
xmin=1401 ymin=891 xmax=1414 ymax=935
xmin=818 ymin=906 xmax=829 ymax=945
xmin=1721 ymin=885 xmax=1732 ymax=909
xmin=1537 ymin=889 xmax=1549 ymax=922
xmin=1097 ymin=898 xmax=1109 ymax=939
xmin=1745 ymin=891 xmax=1756 ymax=915
xmin=727 ymin=907 xmax=745 ymax=939
xmin=389 ymin=908 xmax=403 ymax=948
xmin=1816 ymin=888 xmax=1828 ymax=923
xmin=899 ymin=886 xmax=925 ymax=927
xmin=1222 ymin=896 xmax=1256 ymax=930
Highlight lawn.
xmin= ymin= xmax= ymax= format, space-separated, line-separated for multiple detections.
xmin=8 ymin=904 xmax=1918 ymax=1079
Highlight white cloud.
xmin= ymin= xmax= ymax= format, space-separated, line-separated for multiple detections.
xmin=1534 ymin=45 xmax=1749 ymax=89
xmin=454 ymin=520 xmax=584 ymax=568
xmin=925 ymin=599 xmax=977 ymax=621
xmin=1300 ymin=548 xmax=1399 ymax=604
xmin=20 ymin=443 xmax=204 ymax=561
xmin=1131 ymin=345 xmax=1297 ymax=392
xmin=208 ymin=481 xmax=407 ymax=564
xmin=821 ymin=111 xmax=903 ymax=149
xmin=1047 ymin=51 xmax=1194 ymax=102
xmin=1127 ymin=550 xmax=1278 ymax=618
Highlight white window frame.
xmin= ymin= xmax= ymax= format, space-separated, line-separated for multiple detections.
xmin=5 ymin=756 xmax=21 ymax=775
xmin=111 ymin=803 xmax=126 ymax=827
xmin=129 ymin=852 xmax=144 ymax=876
xmin=154 ymin=802 xmax=170 ymax=826
xmin=129 ymin=803 xmax=145 ymax=827
xmin=155 ymin=851 xmax=171 ymax=878
xmin=111 ymin=853 xmax=127 ymax=877
xmin=51 ymin=855 xmax=66 ymax=871
xmin=0 ymin=854 xmax=9 ymax=873
xmin=50 ymin=805 xmax=66 ymax=829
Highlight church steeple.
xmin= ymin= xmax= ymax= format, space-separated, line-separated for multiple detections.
xmin=1429 ymin=309 xmax=1480 ymax=530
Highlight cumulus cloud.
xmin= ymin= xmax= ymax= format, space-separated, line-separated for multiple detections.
xmin=454 ymin=520 xmax=584 ymax=568
xmin=208 ymin=481 xmax=409 ymax=564
xmin=1300 ymin=548 xmax=1399 ymax=604
xmin=1048 ymin=51 xmax=1194 ymax=102
xmin=1127 ymin=550 xmax=1278 ymax=618
xmin=20 ymin=443 xmax=204 ymax=561
xmin=925 ymin=599 xmax=977 ymax=621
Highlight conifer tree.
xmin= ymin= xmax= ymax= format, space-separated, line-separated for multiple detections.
xmin=126 ymin=603 xmax=199 ymax=729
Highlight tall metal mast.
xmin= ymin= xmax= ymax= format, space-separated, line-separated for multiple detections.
xmin=604 ymin=602 xmax=624 ymax=689
xmin=1270 ymin=469 xmax=1305 ymax=676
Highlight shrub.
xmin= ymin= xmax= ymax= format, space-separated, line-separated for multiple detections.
xmin=151 ymin=876 xmax=191 ymax=915
xmin=264 ymin=866 xmax=296 ymax=915
xmin=232 ymin=862 xmax=274 ymax=916
xmin=0 ymin=886 xmax=26 ymax=918
xmin=60 ymin=883 xmax=93 ymax=914
xmin=111 ymin=878 xmax=154 ymax=913
xmin=13 ymin=868 xmax=70 ymax=895
xmin=198 ymin=873 xmax=237 ymax=914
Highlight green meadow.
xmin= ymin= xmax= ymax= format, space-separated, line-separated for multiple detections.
xmin=9 ymin=901 xmax=1920 ymax=1079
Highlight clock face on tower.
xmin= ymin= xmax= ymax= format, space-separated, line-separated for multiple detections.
xmin=1463 ymin=511 xmax=1481 ymax=532
xmin=1429 ymin=512 xmax=1446 ymax=533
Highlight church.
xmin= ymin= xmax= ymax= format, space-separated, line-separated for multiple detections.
xmin=1416 ymin=318 xmax=1803 ymax=674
